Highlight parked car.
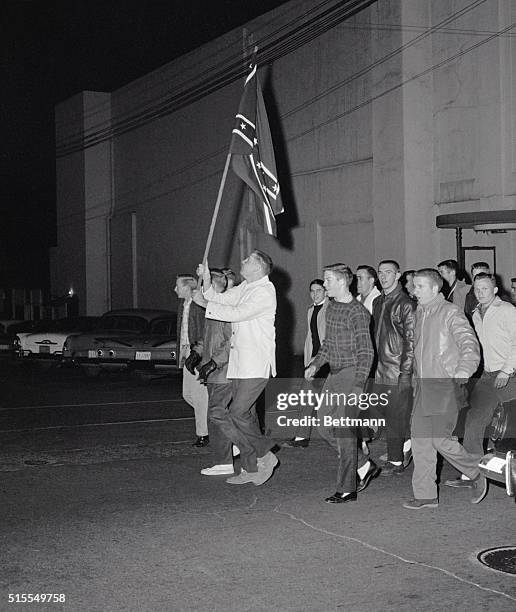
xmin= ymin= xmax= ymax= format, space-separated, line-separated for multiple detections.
xmin=478 ymin=399 xmax=516 ymax=501
xmin=16 ymin=317 xmax=101 ymax=363
xmin=0 ymin=331 xmax=17 ymax=359
xmin=62 ymin=309 xmax=177 ymax=376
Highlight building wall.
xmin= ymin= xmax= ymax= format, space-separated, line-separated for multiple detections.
xmin=54 ymin=0 xmax=516 ymax=351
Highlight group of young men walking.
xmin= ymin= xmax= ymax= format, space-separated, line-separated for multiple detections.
xmin=174 ymin=252 xmax=516 ymax=508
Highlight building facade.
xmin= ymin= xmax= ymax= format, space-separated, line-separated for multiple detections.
xmin=52 ymin=0 xmax=516 ymax=353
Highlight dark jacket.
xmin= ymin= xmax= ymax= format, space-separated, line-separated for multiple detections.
xmin=196 ymin=318 xmax=231 ymax=383
xmin=372 ymin=283 xmax=416 ymax=385
xmin=177 ymin=299 xmax=206 ymax=367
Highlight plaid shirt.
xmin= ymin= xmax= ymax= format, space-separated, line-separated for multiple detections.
xmin=311 ymin=299 xmax=374 ymax=387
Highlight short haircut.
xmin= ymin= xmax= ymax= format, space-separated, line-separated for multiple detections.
xmin=414 ymin=268 xmax=443 ymax=290
xmin=473 ymin=272 xmax=496 ymax=287
xmin=176 ymin=274 xmax=197 ymax=290
xmin=471 ymin=261 xmax=490 ymax=273
xmin=357 ymin=265 xmax=378 ymax=281
xmin=437 ymin=259 xmax=458 ymax=273
xmin=210 ymin=268 xmax=228 ymax=292
xmin=309 ymin=278 xmax=324 ymax=289
xmin=378 ymin=260 xmax=400 ymax=272
xmin=323 ymin=263 xmax=353 ymax=286
xmin=252 ymin=250 xmax=273 ymax=275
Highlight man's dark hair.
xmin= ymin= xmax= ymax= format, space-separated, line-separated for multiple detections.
xmin=221 ymin=267 xmax=237 ymax=284
xmin=471 ymin=261 xmax=490 ymax=275
xmin=473 ymin=272 xmax=496 ymax=287
xmin=357 ymin=265 xmax=378 ymax=281
xmin=414 ymin=268 xmax=443 ymax=291
xmin=252 ymin=250 xmax=273 ymax=275
xmin=210 ymin=268 xmax=228 ymax=292
xmin=437 ymin=259 xmax=458 ymax=273
xmin=309 ymin=278 xmax=324 ymax=289
xmin=378 ymin=260 xmax=400 ymax=272
xmin=323 ymin=263 xmax=353 ymax=286
xmin=401 ymin=270 xmax=415 ymax=285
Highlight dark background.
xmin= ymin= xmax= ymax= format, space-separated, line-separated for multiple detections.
xmin=1 ymin=0 xmax=289 ymax=289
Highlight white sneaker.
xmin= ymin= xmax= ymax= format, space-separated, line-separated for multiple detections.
xmin=200 ymin=464 xmax=234 ymax=476
xmin=232 ymin=445 xmax=240 ymax=457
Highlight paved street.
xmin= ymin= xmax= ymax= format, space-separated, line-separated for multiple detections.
xmin=0 ymin=362 xmax=515 ymax=611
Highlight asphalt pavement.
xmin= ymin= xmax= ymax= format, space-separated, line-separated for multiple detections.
xmin=0 ymin=362 xmax=515 ymax=611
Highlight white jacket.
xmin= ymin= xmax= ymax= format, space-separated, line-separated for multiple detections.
xmin=472 ymin=297 xmax=516 ymax=373
xmin=204 ymin=276 xmax=276 ymax=378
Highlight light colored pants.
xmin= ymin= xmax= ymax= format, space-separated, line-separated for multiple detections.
xmin=411 ymin=409 xmax=480 ymax=500
xmin=182 ymin=366 xmax=208 ymax=436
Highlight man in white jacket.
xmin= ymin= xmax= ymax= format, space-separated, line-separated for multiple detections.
xmin=196 ymin=250 xmax=278 ymax=486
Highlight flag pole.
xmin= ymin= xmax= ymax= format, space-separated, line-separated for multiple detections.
xmin=201 ymin=41 xmax=257 ymax=265
xmin=201 ymin=151 xmax=232 ymax=264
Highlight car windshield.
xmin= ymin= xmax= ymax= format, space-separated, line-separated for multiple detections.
xmin=149 ymin=317 xmax=177 ymax=336
xmin=97 ymin=315 xmax=148 ymax=332
xmin=50 ymin=318 xmax=100 ymax=332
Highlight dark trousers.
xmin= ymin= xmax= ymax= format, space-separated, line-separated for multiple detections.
xmin=464 ymin=371 xmax=516 ymax=461
xmin=316 ymin=367 xmax=368 ymax=493
xmin=370 ymin=382 xmax=412 ymax=462
xmin=206 ymin=382 xmax=233 ymax=465
xmin=209 ymin=378 xmax=273 ymax=472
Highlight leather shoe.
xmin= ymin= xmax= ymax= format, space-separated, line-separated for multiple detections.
xmin=281 ymin=438 xmax=309 ymax=448
xmin=356 ymin=461 xmax=381 ymax=492
xmin=325 ymin=491 xmax=357 ymax=504
xmin=192 ymin=435 xmax=209 ymax=447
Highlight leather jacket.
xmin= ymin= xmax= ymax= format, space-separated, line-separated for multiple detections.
xmin=372 ymin=283 xmax=416 ymax=384
xmin=414 ymin=293 xmax=480 ymax=379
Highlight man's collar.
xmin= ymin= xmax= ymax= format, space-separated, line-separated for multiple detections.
xmin=383 ymin=282 xmax=402 ymax=298
xmin=474 ymin=295 xmax=502 ymax=315
xmin=420 ymin=292 xmax=444 ymax=311
xmin=244 ymin=274 xmax=269 ymax=287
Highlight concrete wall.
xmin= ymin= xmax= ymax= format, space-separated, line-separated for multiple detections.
xmin=53 ymin=0 xmax=516 ymax=350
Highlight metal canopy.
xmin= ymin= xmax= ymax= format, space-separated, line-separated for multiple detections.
xmin=436 ymin=209 xmax=516 ymax=229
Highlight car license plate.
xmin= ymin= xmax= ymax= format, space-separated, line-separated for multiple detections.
xmin=88 ymin=350 xmax=98 ymax=358
xmin=135 ymin=351 xmax=151 ymax=360
xmin=39 ymin=345 xmax=50 ymax=353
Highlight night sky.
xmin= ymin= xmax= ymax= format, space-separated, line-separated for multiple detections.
xmin=1 ymin=0 xmax=289 ymax=288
